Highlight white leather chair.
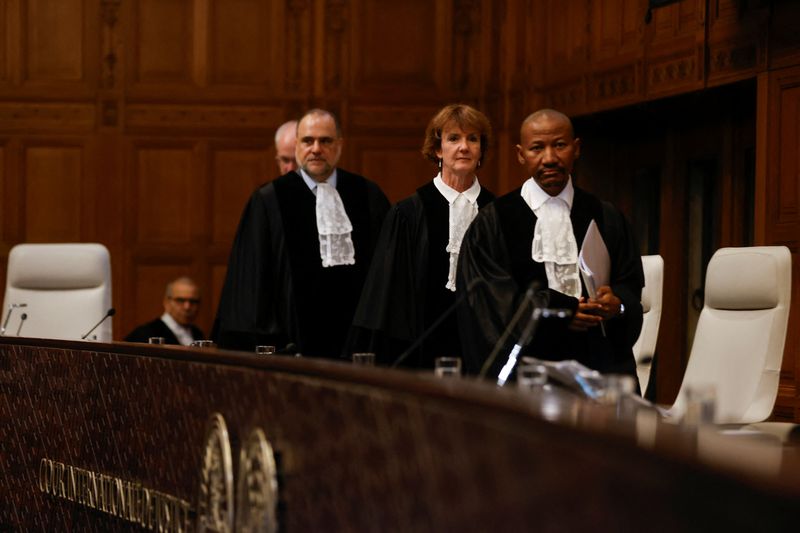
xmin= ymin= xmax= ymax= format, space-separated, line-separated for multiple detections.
xmin=669 ymin=246 xmax=791 ymax=424
xmin=1 ymin=243 xmax=112 ymax=341
xmin=632 ymin=255 xmax=663 ymax=394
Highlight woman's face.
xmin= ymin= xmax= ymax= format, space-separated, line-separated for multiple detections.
xmin=436 ymin=121 xmax=481 ymax=180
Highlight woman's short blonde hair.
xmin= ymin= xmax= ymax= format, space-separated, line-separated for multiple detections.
xmin=421 ymin=104 xmax=493 ymax=166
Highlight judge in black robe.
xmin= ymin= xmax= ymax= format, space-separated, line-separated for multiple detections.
xmin=350 ymin=104 xmax=495 ymax=368
xmin=213 ymin=110 xmax=390 ymax=357
xmin=125 ymin=318 xmax=203 ymax=346
xmin=457 ymin=109 xmax=644 ymax=380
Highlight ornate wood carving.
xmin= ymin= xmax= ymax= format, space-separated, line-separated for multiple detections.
xmin=0 ymin=103 xmax=94 ymax=131
xmin=645 ymin=50 xmax=702 ymax=97
xmin=349 ymin=105 xmax=439 ymax=131
xmin=589 ymin=64 xmax=639 ymax=106
xmin=324 ymin=0 xmax=348 ymax=93
xmin=100 ymin=0 xmax=122 ymax=89
xmin=285 ymin=0 xmax=311 ymax=93
xmin=125 ymin=104 xmax=283 ymax=131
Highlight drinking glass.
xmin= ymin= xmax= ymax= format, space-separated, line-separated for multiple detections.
xmin=352 ymin=352 xmax=376 ymax=366
xmin=517 ymin=363 xmax=548 ymax=389
xmin=434 ymin=357 xmax=462 ymax=378
xmin=191 ymin=340 xmax=216 ymax=348
xmin=255 ymin=345 xmax=276 ymax=355
xmin=683 ymin=383 xmax=717 ymax=426
xmin=148 ymin=337 xmax=165 ymax=344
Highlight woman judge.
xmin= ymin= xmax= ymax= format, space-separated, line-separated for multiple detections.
xmin=348 ymin=104 xmax=495 ymax=368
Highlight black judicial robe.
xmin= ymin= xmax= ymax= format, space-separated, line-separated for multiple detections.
xmin=124 ymin=318 xmax=204 ymax=346
xmin=213 ymin=169 xmax=390 ymax=358
xmin=349 ymin=180 xmax=495 ymax=368
xmin=457 ymin=186 xmax=644 ymax=379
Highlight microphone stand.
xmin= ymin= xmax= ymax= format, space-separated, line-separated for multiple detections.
xmin=16 ymin=313 xmax=27 ymax=336
xmin=1 ymin=303 xmax=27 ymax=336
xmin=82 ymin=308 xmax=115 ymax=340
xmin=478 ymin=282 xmax=540 ymax=379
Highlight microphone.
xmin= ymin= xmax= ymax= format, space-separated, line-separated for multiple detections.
xmin=1 ymin=303 xmax=27 ymax=336
xmin=16 ymin=313 xmax=27 ymax=336
xmin=391 ymin=278 xmax=485 ymax=368
xmin=479 ymin=281 xmax=541 ymax=380
xmin=81 ymin=308 xmax=116 ymax=340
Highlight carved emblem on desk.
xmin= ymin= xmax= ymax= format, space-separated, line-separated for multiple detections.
xmin=197 ymin=413 xmax=235 ymax=533
xmin=236 ymin=428 xmax=279 ymax=533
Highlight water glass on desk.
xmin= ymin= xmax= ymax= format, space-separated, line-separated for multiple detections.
xmin=148 ymin=336 xmax=165 ymax=345
xmin=191 ymin=340 xmax=216 ymax=348
xmin=517 ymin=363 xmax=548 ymax=389
xmin=255 ymin=345 xmax=276 ymax=355
xmin=434 ymin=357 xmax=462 ymax=378
xmin=352 ymin=352 xmax=376 ymax=366
xmin=683 ymin=383 xmax=717 ymax=426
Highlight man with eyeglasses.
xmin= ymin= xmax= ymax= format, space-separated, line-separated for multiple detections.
xmin=213 ymin=108 xmax=390 ymax=357
xmin=124 ymin=277 xmax=204 ymax=345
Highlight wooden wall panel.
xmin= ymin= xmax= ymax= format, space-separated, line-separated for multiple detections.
xmin=0 ymin=2 xmax=8 ymax=84
xmin=23 ymin=144 xmax=83 ymax=242
xmin=209 ymin=145 xmax=270 ymax=246
xmin=756 ymin=66 xmax=800 ymax=421
xmin=23 ymin=0 xmax=84 ymax=82
xmin=132 ymin=144 xmax=198 ymax=244
xmin=350 ymin=0 xmax=442 ymax=101
xmin=590 ymin=0 xmax=644 ymax=64
xmin=542 ymin=0 xmax=588 ymax=86
xmin=207 ymin=0 xmax=272 ymax=87
xmin=130 ymin=0 xmax=194 ymax=87
xmin=355 ymin=141 xmax=435 ymax=203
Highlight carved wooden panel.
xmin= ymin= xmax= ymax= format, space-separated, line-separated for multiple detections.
xmin=758 ymin=65 xmax=800 ymax=421
xmin=354 ymin=139 xmax=436 ymax=203
xmin=0 ymin=2 xmax=8 ymax=85
xmin=207 ymin=0 xmax=272 ymax=87
xmin=768 ymin=1 xmax=800 ymax=70
xmin=350 ymin=0 xmax=442 ymax=101
xmin=125 ymin=104 xmax=283 ymax=133
xmin=649 ymin=0 xmax=705 ymax=45
xmin=542 ymin=0 xmax=588 ymax=86
xmin=131 ymin=144 xmax=198 ymax=245
xmin=209 ymin=145 xmax=271 ymax=246
xmin=23 ymin=0 xmax=85 ymax=82
xmin=706 ymin=0 xmax=767 ymax=87
xmin=284 ymin=0 xmax=312 ymax=94
xmin=645 ymin=48 xmax=704 ymax=98
xmin=23 ymin=144 xmax=83 ymax=242
xmin=129 ymin=0 xmax=194 ymax=87
xmin=590 ymin=0 xmax=645 ymax=65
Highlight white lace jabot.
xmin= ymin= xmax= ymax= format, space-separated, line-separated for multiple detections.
xmin=434 ymin=174 xmax=481 ymax=291
xmin=521 ymin=177 xmax=581 ymax=298
xmin=300 ymin=169 xmax=355 ymax=268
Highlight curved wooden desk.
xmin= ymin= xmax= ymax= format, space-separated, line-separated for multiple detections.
xmin=1 ymin=336 xmax=799 ymax=531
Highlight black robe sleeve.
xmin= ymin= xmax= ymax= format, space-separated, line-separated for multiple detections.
xmin=456 ymin=203 xmax=529 ymax=375
xmin=348 ymin=198 xmax=426 ymax=365
xmin=212 ymin=184 xmax=294 ymax=351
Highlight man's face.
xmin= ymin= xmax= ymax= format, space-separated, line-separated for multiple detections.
xmin=275 ymin=130 xmax=298 ymax=175
xmin=516 ymin=115 xmax=581 ymax=196
xmin=295 ymin=114 xmax=342 ymax=182
xmin=163 ymin=282 xmax=200 ymax=326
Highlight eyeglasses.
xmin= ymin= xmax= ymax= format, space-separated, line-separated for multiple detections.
xmin=169 ymin=297 xmax=200 ymax=306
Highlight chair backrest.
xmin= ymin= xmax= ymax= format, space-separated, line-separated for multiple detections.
xmin=671 ymin=246 xmax=791 ymax=424
xmin=632 ymin=255 xmax=664 ymax=393
xmin=2 ymin=243 xmax=112 ymax=342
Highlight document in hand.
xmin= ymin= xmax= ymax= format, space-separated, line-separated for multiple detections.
xmin=578 ymin=219 xmax=610 ymax=299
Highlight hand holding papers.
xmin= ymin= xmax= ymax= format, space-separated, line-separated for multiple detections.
xmin=579 ymin=220 xmax=611 ymax=335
